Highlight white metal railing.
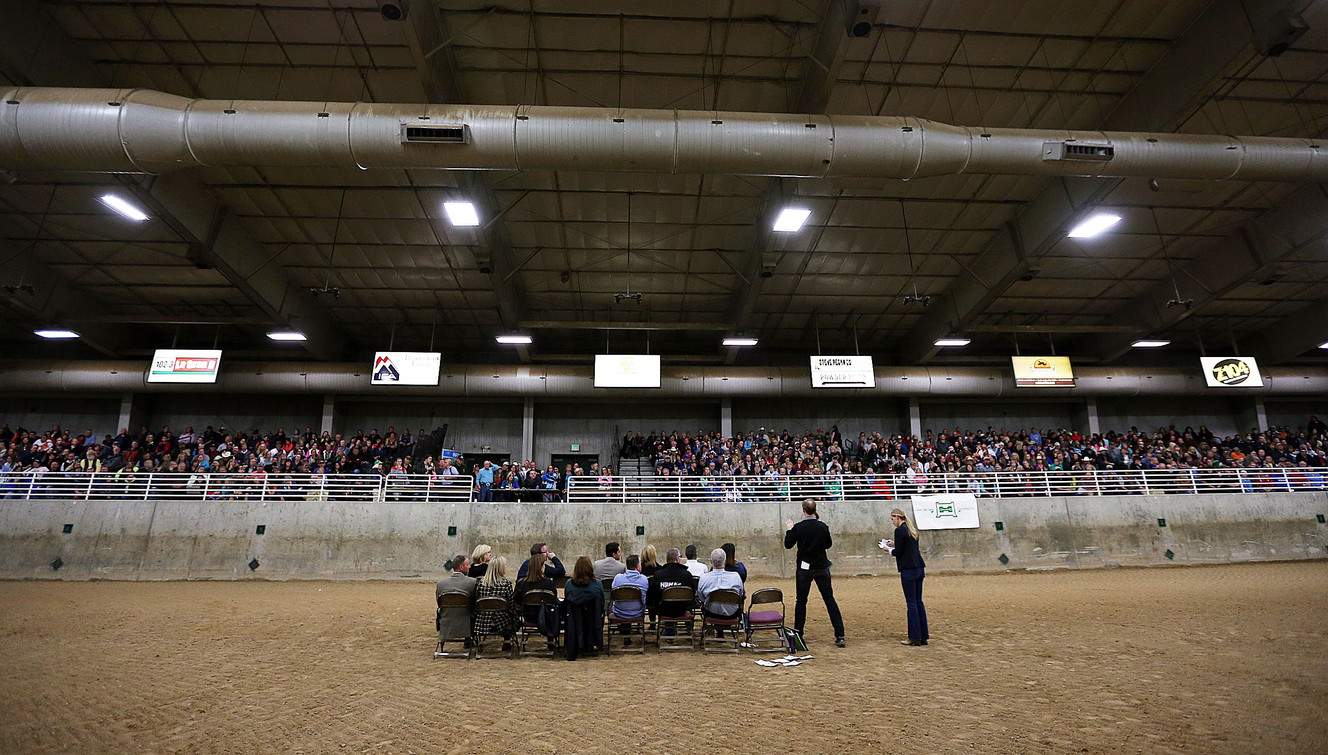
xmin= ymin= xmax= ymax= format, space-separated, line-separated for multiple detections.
xmin=562 ymin=467 xmax=1328 ymax=504
xmin=2 ymin=468 xmax=1323 ymax=504
xmin=0 ymin=472 xmax=473 ymax=503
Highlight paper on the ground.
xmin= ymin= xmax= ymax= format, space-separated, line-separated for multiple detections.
xmin=755 ymin=659 xmax=779 ymax=666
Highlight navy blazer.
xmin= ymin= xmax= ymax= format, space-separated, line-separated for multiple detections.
xmin=891 ymin=523 xmax=926 ymax=570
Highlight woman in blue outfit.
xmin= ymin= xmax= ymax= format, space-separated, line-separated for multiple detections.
xmin=881 ymin=507 xmax=928 ymax=646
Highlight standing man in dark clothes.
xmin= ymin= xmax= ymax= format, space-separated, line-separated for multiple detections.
xmin=784 ymin=498 xmax=846 ymax=647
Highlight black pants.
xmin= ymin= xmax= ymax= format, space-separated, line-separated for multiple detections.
xmin=794 ymin=567 xmax=845 ymax=639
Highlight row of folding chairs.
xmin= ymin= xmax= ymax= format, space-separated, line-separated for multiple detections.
xmin=435 ymin=586 xmax=788 ymax=659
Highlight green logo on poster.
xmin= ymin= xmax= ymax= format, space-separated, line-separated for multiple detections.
xmin=935 ymin=502 xmax=957 ymax=517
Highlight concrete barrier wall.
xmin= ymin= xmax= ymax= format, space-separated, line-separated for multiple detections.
xmin=1 ymin=492 xmax=1325 ymax=581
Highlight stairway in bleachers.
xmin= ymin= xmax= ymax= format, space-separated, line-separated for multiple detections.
xmin=616 ymin=456 xmax=650 ymax=476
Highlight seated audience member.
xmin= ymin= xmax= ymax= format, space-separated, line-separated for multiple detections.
xmin=683 ymin=544 xmax=708 ymax=578
xmin=516 ymin=541 xmax=566 ymax=581
xmin=593 ymin=541 xmax=627 ymax=581
xmin=563 ymin=555 xmax=604 ymax=660
xmin=722 ymin=542 xmax=748 ymax=582
xmin=472 ymin=556 xmax=516 ymax=648
xmin=697 ymin=548 xmax=745 ymax=631
xmin=610 ymin=555 xmax=648 ymax=641
xmin=435 ymin=555 xmax=478 ymax=647
xmin=513 ymin=553 xmax=558 ymax=646
xmin=647 ymin=547 xmax=699 ymax=625
xmin=468 ymin=544 xmax=493 ymax=579
xmin=640 ymin=544 xmax=661 ymax=578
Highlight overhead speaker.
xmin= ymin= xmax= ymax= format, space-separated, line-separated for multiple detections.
xmin=379 ymin=1 xmax=408 ymax=21
xmin=846 ymin=0 xmax=881 ymax=38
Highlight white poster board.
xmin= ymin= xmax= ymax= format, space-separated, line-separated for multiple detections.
xmin=809 ymin=355 xmax=875 ymax=388
xmin=1199 ymin=356 xmax=1263 ymax=388
xmin=147 ymin=349 xmax=223 ymax=384
xmin=594 ymin=354 xmax=661 ymax=388
xmin=371 ymin=352 xmax=441 ymax=386
xmin=910 ymin=493 xmax=980 ymax=530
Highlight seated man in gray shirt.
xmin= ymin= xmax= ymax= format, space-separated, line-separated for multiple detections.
xmin=593 ymin=541 xmax=628 ymax=581
xmin=696 ymin=547 xmax=744 ymax=620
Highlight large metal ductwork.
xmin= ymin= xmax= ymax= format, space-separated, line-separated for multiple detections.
xmin=1 ymin=361 xmax=1325 ymax=398
xmin=2 ymin=87 xmax=1327 ymax=181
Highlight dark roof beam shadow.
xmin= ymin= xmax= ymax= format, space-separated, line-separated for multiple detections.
xmin=901 ymin=0 xmax=1302 ymax=364
xmin=1259 ymin=294 xmax=1328 ymax=363
xmin=727 ymin=0 xmax=861 ymax=351
xmin=1087 ymin=183 xmax=1328 ymax=362
xmin=0 ymin=0 xmax=345 ymax=361
xmin=400 ymin=0 xmax=530 ymax=361
xmin=0 ymin=235 xmax=124 ymax=356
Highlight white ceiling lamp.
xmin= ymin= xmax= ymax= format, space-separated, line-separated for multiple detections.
xmin=1067 ymin=213 xmax=1121 ymax=238
xmin=99 ymin=194 xmax=149 ymax=221
xmin=443 ymin=201 xmax=480 ymax=227
xmin=933 ymin=337 xmax=971 ymax=347
xmin=1131 ymin=339 xmax=1170 ymax=348
xmin=495 ymin=334 xmax=532 ymax=345
xmin=1318 ymin=341 xmax=1328 ymax=349
xmin=34 ymin=329 xmax=80 ymax=339
xmin=266 ymin=331 xmax=308 ymax=341
xmin=722 ymin=337 xmax=758 ymax=347
xmin=772 ymin=207 xmax=811 ymax=233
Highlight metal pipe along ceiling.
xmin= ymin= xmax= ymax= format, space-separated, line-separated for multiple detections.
xmin=0 ymin=362 xmax=1325 ymax=397
xmin=2 ymin=87 xmax=1326 ymax=181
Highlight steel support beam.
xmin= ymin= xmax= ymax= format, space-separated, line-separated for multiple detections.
xmin=1088 ymin=183 xmax=1328 ymax=362
xmin=902 ymin=0 xmax=1295 ymax=363
xmin=0 ymin=0 xmax=344 ymax=360
xmin=401 ymin=0 xmax=527 ymax=340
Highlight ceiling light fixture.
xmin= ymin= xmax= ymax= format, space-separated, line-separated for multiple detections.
xmin=443 ymin=201 xmax=480 ymax=227
xmin=772 ymin=208 xmax=811 ymax=233
xmin=266 ymin=331 xmax=308 ymax=341
xmin=933 ymin=337 xmax=970 ymax=347
xmin=1131 ymin=339 xmax=1170 ymax=348
xmin=34 ymin=329 xmax=80 ymax=339
xmin=1318 ymin=341 xmax=1328 ymax=349
xmin=723 ymin=337 xmax=758 ymax=347
xmin=99 ymin=194 xmax=149 ymax=221
xmin=495 ymin=335 xmax=532 ymax=345
xmin=1067 ymin=213 xmax=1121 ymax=238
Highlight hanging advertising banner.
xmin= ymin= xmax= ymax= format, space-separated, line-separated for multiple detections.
xmin=147 ymin=349 xmax=223 ymax=384
xmin=809 ymin=355 xmax=876 ymax=388
xmin=371 ymin=352 xmax=441 ymax=386
xmin=594 ymin=354 xmax=661 ymax=388
xmin=910 ymin=493 xmax=980 ymax=530
xmin=1011 ymin=356 xmax=1075 ymax=387
xmin=1200 ymin=356 xmax=1262 ymax=388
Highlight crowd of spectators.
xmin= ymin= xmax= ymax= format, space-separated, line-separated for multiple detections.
xmin=621 ymin=418 xmax=1328 ymax=479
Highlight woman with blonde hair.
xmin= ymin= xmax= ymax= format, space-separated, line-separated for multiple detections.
xmin=468 ymin=544 xmax=493 ymax=578
xmin=880 ymin=507 xmax=929 ymax=646
xmin=472 ymin=556 xmax=515 ymax=649
xmin=640 ymin=544 xmax=661 ymax=578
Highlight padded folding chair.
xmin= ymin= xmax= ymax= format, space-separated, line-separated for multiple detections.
xmin=745 ymin=587 xmax=787 ymax=652
xmin=653 ymin=585 xmax=696 ymax=651
xmin=699 ymin=588 xmax=745 ymax=653
xmin=433 ymin=591 xmax=473 ymax=659
xmin=471 ymin=595 xmax=513 ymax=659
xmin=605 ymin=585 xmax=647 ymax=654
xmin=517 ymin=589 xmax=559 ymax=657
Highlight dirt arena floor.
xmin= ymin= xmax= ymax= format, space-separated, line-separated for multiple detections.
xmin=1 ymin=561 xmax=1325 ymax=754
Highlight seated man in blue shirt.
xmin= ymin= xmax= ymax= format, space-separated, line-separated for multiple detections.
xmin=610 ymin=554 xmax=649 ymax=644
xmin=697 ymin=548 xmax=745 ymax=636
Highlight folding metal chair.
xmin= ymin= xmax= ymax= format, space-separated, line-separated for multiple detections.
xmin=699 ymin=588 xmax=744 ymax=653
xmin=471 ymin=595 xmax=513 ymax=659
xmin=517 ymin=589 xmax=559 ymax=657
xmin=433 ymin=591 xmax=473 ymax=659
xmin=605 ymin=585 xmax=647 ymax=654
xmin=745 ymin=587 xmax=787 ymax=652
xmin=654 ymin=585 xmax=696 ymax=651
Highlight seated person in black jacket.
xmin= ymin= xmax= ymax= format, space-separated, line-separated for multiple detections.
xmin=647 ymin=547 xmax=698 ymax=636
xmin=562 ymin=556 xmax=604 ymax=660
xmin=513 ymin=553 xmax=559 ymax=645
xmin=516 ymin=541 xmax=566 ymax=582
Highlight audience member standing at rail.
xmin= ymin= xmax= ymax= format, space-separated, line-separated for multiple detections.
xmin=881 ymin=508 xmax=928 ymax=646
xmin=784 ymin=498 xmax=846 ymax=648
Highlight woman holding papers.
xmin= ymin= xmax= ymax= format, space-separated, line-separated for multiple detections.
xmin=880 ymin=507 xmax=928 ymax=646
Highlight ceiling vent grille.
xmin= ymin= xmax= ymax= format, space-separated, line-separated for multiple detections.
xmin=1043 ymin=141 xmax=1114 ymax=162
xmin=401 ymin=124 xmax=467 ymax=144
